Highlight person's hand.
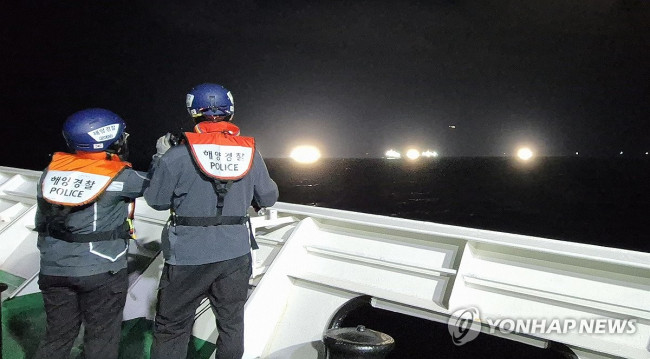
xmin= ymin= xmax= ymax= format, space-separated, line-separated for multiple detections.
xmin=251 ymin=200 xmax=261 ymax=213
xmin=156 ymin=133 xmax=173 ymax=157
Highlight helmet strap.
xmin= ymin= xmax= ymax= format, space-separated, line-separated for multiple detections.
xmin=106 ymin=132 xmax=129 ymax=161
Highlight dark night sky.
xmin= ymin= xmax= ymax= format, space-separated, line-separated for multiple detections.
xmin=1 ymin=0 xmax=649 ymax=170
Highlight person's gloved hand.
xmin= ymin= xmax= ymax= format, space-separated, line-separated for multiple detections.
xmin=251 ymin=200 xmax=261 ymax=213
xmin=155 ymin=133 xmax=173 ymax=157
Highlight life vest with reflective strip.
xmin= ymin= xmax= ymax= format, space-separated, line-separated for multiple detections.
xmin=184 ymin=121 xmax=255 ymax=181
xmin=177 ymin=122 xmax=258 ymax=248
xmin=42 ymin=152 xmax=131 ymax=206
xmin=39 ymin=152 xmax=133 ymax=245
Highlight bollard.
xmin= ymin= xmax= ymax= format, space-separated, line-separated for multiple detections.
xmin=0 ymin=282 xmax=7 ymax=359
xmin=323 ymin=325 xmax=395 ymax=359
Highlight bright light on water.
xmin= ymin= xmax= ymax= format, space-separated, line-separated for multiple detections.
xmin=385 ymin=149 xmax=401 ymax=159
xmin=290 ymin=145 xmax=321 ymax=164
xmin=406 ymin=149 xmax=420 ymax=160
xmin=421 ymin=150 xmax=438 ymax=157
xmin=517 ymin=147 xmax=533 ymax=161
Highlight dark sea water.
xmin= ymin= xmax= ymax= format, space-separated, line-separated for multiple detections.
xmin=265 ymin=157 xmax=650 ymax=358
xmin=266 ymin=157 xmax=650 ymax=253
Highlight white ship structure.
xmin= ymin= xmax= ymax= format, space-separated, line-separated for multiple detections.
xmin=1 ymin=165 xmax=649 ymax=358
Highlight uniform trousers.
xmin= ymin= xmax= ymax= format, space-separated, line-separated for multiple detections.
xmin=34 ymin=269 xmax=128 ymax=359
xmin=150 ymin=253 xmax=252 ymax=359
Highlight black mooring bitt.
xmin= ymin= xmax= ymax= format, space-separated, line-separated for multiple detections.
xmin=323 ymin=325 xmax=395 ymax=359
xmin=0 ymin=282 xmax=8 ymax=359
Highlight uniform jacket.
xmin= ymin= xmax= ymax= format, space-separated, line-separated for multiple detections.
xmin=36 ymin=152 xmax=149 ymax=276
xmin=144 ymin=122 xmax=279 ymax=265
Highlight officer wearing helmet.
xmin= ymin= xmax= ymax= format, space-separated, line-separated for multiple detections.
xmin=145 ymin=84 xmax=278 ymax=359
xmin=34 ymin=108 xmax=149 ymax=359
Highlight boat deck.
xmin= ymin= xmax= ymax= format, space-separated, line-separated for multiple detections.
xmin=2 ymin=166 xmax=650 ymax=359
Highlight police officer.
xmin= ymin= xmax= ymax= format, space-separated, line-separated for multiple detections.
xmin=34 ymin=108 xmax=149 ymax=359
xmin=145 ymin=83 xmax=278 ymax=359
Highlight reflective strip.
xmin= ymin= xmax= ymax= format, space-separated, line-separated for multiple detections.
xmin=134 ymin=171 xmax=148 ymax=180
xmin=89 ymin=242 xmax=128 ymax=262
xmin=93 ymin=202 xmax=98 ymax=232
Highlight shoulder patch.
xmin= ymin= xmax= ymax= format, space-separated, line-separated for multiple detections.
xmin=106 ymin=181 xmax=124 ymax=192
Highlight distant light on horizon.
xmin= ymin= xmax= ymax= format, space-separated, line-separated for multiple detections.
xmin=421 ymin=150 xmax=438 ymax=158
xmin=516 ymin=147 xmax=534 ymax=161
xmin=385 ymin=149 xmax=401 ymax=159
xmin=290 ymin=145 xmax=321 ymax=164
xmin=406 ymin=149 xmax=420 ymax=160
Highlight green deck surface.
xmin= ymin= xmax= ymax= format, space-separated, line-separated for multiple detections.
xmin=0 ymin=271 xmax=26 ymax=301
xmin=2 ymin=293 xmax=216 ymax=359
xmin=2 ymin=293 xmax=45 ymax=359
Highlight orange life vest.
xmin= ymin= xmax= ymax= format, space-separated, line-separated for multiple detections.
xmin=42 ymin=152 xmax=131 ymax=207
xmin=175 ymin=122 xmax=258 ymax=248
xmin=184 ymin=121 xmax=255 ymax=181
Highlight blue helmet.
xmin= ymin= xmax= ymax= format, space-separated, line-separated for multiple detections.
xmin=186 ymin=83 xmax=234 ymax=121
xmin=62 ymin=108 xmax=127 ymax=152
